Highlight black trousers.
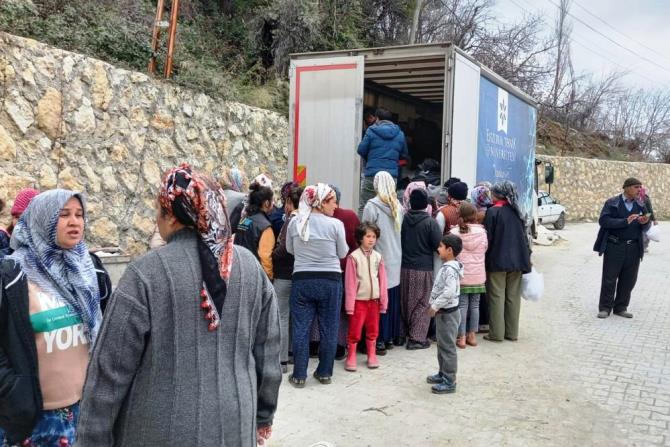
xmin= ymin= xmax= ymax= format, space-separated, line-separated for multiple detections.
xmin=598 ymin=241 xmax=641 ymax=312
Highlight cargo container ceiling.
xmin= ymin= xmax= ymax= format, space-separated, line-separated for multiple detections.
xmin=364 ymin=56 xmax=446 ymax=104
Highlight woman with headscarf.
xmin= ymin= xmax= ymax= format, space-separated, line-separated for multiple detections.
xmin=469 ymin=184 xmax=493 ymax=332
xmin=286 ymin=184 xmax=348 ymax=388
xmin=471 ymin=184 xmax=492 ymax=224
xmin=362 ymin=171 xmax=404 ymax=351
xmin=76 ymin=164 xmax=281 ymax=446
xmin=0 ymin=189 xmax=110 ymax=446
xmin=400 ymin=189 xmax=442 ymax=350
xmin=402 ymin=181 xmax=432 ymax=216
xmin=483 ymin=180 xmax=531 ymax=343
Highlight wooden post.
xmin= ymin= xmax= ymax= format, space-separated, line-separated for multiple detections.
xmin=148 ymin=0 xmax=165 ymax=74
xmin=164 ymin=0 xmax=180 ymax=79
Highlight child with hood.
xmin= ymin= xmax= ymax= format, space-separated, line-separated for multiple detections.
xmin=450 ymin=202 xmax=488 ymax=348
xmin=426 ymin=234 xmax=464 ymax=394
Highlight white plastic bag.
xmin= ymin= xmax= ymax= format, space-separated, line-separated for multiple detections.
xmin=521 ymin=267 xmax=544 ymax=301
xmin=646 ymin=224 xmax=661 ymax=242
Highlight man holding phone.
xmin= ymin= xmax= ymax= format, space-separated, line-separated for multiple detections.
xmin=594 ymin=177 xmax=651 ymax=319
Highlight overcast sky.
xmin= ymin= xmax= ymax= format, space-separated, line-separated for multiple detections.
xmin=491 ymin=0 xmax=670 ymax=89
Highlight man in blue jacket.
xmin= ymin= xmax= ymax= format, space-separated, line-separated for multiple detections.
xmin=357 ymin=108 xmax=409 ymax=214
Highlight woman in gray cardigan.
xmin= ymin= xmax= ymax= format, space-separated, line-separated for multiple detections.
xmin=76 ymin=164 xmax=281 ymax=447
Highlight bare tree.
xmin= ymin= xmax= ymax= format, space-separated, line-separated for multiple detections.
xmin=549 ymin=0 xmax=572 ymax=109
xmin=408 ymin=0 xmax=425 ymax=44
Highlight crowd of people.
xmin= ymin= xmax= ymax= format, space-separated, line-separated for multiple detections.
xmin=0 ymin=163 xmax=534 ymax=445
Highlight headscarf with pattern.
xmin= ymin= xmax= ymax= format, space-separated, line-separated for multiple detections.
xmin=470 ymin=185 xmax=492 ymax=211
xmin=159 ymin=163 xmax=234 ymax=281
xmin=9 ymin=189 xmax=101 ymax=346
xmin=253 ymin=174 xmax=272 ymax=189
xmin=491 ymin=180 xmax=524 ymax=221
xmin=296 ymin=183 xmax=336 ymax=242
xmin=403 ymin=181 xmax=432 ymax=215
xmin=228 ymin=168 xmax=246 ymax=192
xmin=373 ymin=171 xmax=402 ymax=232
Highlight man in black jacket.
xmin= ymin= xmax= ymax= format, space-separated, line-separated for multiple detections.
xmin=594 ymin=177 xmax=650 ymax=319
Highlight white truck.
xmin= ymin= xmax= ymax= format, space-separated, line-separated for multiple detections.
xmin=288 ymin=43 xmax=537 ymax=224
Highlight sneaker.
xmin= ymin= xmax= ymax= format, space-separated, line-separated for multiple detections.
xmin=406 ymin=340 xmax=431 ymax=350
xmin=431 ymin=379 xmax=457 ymax=394
xmin=426 ymin=372 xmax=443 ymax=384
xmin=597 ymin=310 xmax=610 ymax=319
xmin=613 ymin=310 xmax=633 ymax=319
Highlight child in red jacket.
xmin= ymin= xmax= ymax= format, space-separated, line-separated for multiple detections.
xmin=344 ymin=222 xmax=388 ymax=371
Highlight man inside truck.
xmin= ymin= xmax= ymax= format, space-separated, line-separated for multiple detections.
xmin=357 ymin=107 xmax=409 ymax=214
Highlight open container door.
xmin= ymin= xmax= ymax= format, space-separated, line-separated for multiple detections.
xmin=289 ymin=56 xmax=365 ymax=210
xmin=447 ymin=52 xmax=481 ymax=187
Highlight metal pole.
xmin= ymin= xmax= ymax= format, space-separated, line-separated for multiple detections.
xmin=148 ymin=0 xmax=165 ymax=74
xmin=164 ymin=0 xmax=180 ymax=79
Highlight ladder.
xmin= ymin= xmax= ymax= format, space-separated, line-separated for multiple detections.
xmin=148 ymin=0 xmax=180 ymax=78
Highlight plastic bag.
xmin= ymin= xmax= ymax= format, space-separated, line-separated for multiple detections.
xmin=646 ymin=224 xmax=661 ymax=242
xmin=521 ymin=267 xmax=544 ymax=301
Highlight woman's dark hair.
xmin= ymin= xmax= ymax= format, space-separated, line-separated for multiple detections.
xmin=355 ymin=222 xmax=380 ymax=245
xmin=286 ymin=185 xmax=303 ymax=209
xmin=458 ymin=202 xmax=477 ymax=234
xmin=441 ymin=233 xmax=463 ymax=257
xmin=246 ymin=182 xmax=273 ymax=215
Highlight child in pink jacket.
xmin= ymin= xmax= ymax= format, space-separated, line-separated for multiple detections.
xmin=450 ymin=202 xmax=488 ymax=348
xmin=344 ymin=222 xmax=388 ymax=371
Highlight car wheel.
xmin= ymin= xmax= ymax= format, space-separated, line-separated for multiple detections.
xmin=554 ymin=212 xmax=565 ymax=230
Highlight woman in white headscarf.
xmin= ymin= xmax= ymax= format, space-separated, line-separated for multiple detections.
xmin=286 ymin=184 xmax=348 ymax=388
xmin=362 ymin=172 xmax=404 ymax=352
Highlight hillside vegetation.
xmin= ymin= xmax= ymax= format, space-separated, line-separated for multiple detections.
xmin=1 ymin=0 xmax=667 ymax=162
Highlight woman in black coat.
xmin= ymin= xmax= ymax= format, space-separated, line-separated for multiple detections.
xmin=483 ymin=181 xmax=531 ymax=343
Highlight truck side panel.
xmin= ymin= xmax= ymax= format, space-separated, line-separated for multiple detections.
xmin=289 ymin=57 xmax=364 ymax=210
xmin=475 ymin=76 xmax=537 ymax=223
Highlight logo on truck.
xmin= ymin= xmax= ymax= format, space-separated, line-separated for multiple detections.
xmin=497 ymin=88 xmax=509 ymax=134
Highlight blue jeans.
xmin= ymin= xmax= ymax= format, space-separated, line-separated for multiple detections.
xmin=458 ymin=293 xmax=481 ymax=336
xmin=291 ymin=277 xmax=342 ymax=379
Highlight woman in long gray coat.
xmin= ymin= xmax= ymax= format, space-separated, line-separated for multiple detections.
xmin=76 ymin=164 xmax=281 ymax=446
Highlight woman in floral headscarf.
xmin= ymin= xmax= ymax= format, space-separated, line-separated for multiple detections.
xmin=76 ymin=164 xmax=281 ymax=447
xmin=362 ymin=171 xmax=404 ymax=351
xmin=286 ymin=183 xmax=348 ymax=388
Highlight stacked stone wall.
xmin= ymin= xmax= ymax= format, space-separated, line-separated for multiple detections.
xmin=0 ymin=32 xmax=288 ymax=255
xmin=537 ymin=155 xmax=670 ymax=221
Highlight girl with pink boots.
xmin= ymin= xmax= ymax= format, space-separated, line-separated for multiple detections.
xmin=344 ymin=223 xmax=389 ymax=371
xmin=449 ymin=202 xmax=488 ymax=349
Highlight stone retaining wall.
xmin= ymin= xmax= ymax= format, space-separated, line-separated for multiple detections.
xmin=536 ymin=155 xmax=669 ymax=221
xmin=0 ymin=32 xmax=288 ymax=255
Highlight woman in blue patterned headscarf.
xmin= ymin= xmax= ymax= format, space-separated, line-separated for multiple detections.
xmin=1 ymin=189 xmax=106 ymax=446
